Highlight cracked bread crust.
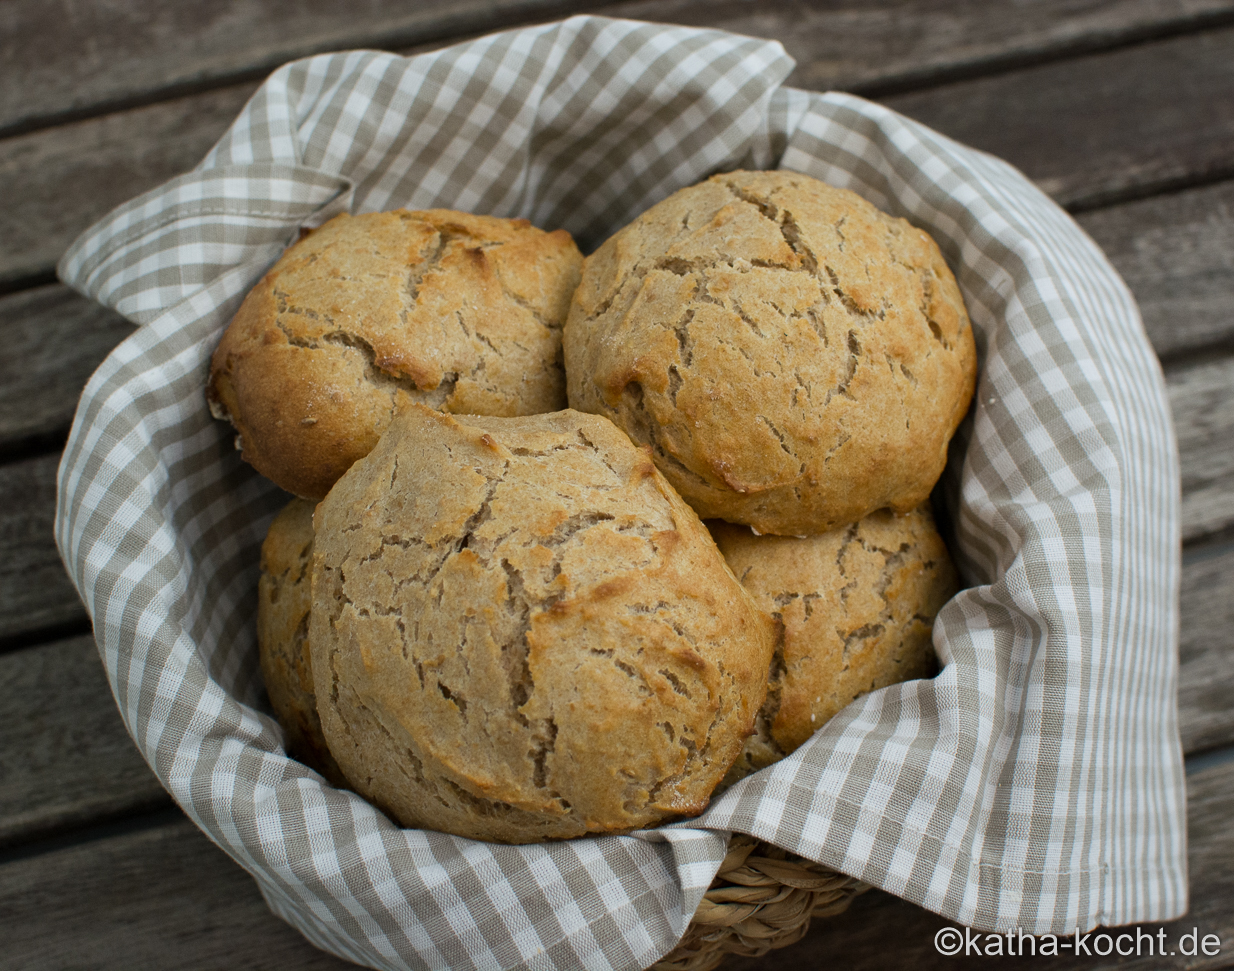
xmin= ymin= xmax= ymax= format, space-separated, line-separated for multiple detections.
xmin=563 ymin=170 xmax=977 ymax=535
xmin=309 ymin=404 xmax=774 ymax=843
xmin=711 ymin=505 xmax=956 ymax=787
xmin=208 ymin=209 xmax=583 ymax=500
xmin=257 ymin=496 xmax=346 ymax=786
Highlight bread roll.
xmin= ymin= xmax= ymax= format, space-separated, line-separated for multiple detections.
xmin=257 ymin=496 xmax=345 ymax=785
xmin=210 ymin=209 xmax=582 ymax=499
xmin=711 ymin=505 xmax=957 ymax=785
xmin=564 ymin=170 xmax=976 ymax=535
xmin=309 ymin=404 xmax=775 ymax=842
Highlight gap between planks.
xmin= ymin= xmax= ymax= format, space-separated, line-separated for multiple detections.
xmin=5 ymin=13 xmax=1234 ymax=287
xmin=6 ymin=0 xmax=1234 ymax=139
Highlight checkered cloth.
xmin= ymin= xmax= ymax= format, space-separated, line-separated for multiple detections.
xmin=56 ymin=16 xmax=1185 ymax=970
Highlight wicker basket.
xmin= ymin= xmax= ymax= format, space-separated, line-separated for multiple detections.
xmin=654 ymin=836 xmax=869 ymax=971
xmin=63 ymin=18 xmax=1183 ymax=969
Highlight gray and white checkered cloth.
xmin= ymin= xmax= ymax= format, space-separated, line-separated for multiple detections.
xmin=56 ymin=16 xmax=1185 ymax=970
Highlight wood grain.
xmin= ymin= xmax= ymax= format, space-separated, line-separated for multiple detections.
xmin=0 ymin=635 xmax=169 ymax=849
xmin=0 ymin=285 xmax=133 ymax=453
xmin=8 ymin=16 xmax=1234 ymax=286
xmin=0 ymin=812 xmax=358 ymax=971
xmin=0 ymin=454 xmax=89 ymax=645
xmin=884 ymin=26 xmax=1234 ymax=210
xmin=1169 ymin=354 xmax=1234 ymax=543
xmin=1180 ymin=542 xmax=1234 ymax=754
xmin=0 ymin=0 xmax=618 ymax=137
xmin=0 ymin=84 xmax=255 ymax=289
xmin=7 ymin=0 xmax=1234 ymax=137
xmin=724 ymin=754 xmax=1234 ymax=971
xmin=1078 ymin=180 xmax=1234 ymax=362
xmin=607 ymin=0 xmax=1234 ymax=95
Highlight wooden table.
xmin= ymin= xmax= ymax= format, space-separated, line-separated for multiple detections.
xmin=2 ymin=2 xmax=1232 ymax=967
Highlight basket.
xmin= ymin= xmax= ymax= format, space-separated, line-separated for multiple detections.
xmin=656 ymin=838 xmax=868 ymax=971
xmin=55 ymin=15 xmax=1185 ymax=971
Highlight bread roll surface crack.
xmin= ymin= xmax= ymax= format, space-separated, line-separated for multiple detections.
xmin=209 ymin=209 xmax=582 ymax=499
xmin=309 ymin=404 xmax=774 ymax=842
xmin=564 ymin=170 xmax=977 ymax=535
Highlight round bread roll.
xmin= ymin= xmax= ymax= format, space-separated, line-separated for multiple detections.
xmin=309 ymin=404 xmax=775 ymax=842
xmin=256 ymin=496 xmax=345 ymax=786
xmin=710 ymin=505 xmax=957 ymax=785
xmin=564 ymin=170 xmax=977 ymax=535
xmin=209 ymin=209 xmax=583 ymax=500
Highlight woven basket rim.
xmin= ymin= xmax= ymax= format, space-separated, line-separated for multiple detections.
xmin=654 ymin=835 xmax=870 ymax=970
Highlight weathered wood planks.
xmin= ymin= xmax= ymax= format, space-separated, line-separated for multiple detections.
xmin=0 ymin=0 xmax=617 ymax=137
xmin=0 ymin=812 xmax=357 ymax=971
xmin=0 ymin=85 xmax=256 ymax=289
xmin=1077 ymin=180 xmax=1234 ymax=362
xmin=0 ymin=635 xmax=170 ymax=849
xmin=610 ymin=0 xmax=1234 ymax=95
xmin=1180 ymin=542 xmax=1234 ymax=753
xmin=883 ymin=26 xmax=1234 ymax=210
xmin=1170 ymin=355 xmax=1234 ymax=544
xmin=0 ymin=286 xmax=129 ymax=643
xmin=7 ymin=0 xmax=1234 ymax=136
xmin=0 ymin=454 xmax=89 ymax=646
xmin=7 ymin=17 xmax=1234 ymax=287
xmin=2 ymin=5 xmax=1232 ymax=968
xmin=0 ymin=285 xmax=133 ymax=454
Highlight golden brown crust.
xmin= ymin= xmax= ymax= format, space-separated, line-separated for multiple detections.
xmin=257 ymin=496 xmax=346 ymax=786
xmin=564 ymin=170 xmax=977 ymax=535
xmin=209 ymin=209 xmax=583 ymax=499
xmin=711 ymin=505 xmax=957 ymax=787
xmin=309 ymin=404 xmax=774 ymax=842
